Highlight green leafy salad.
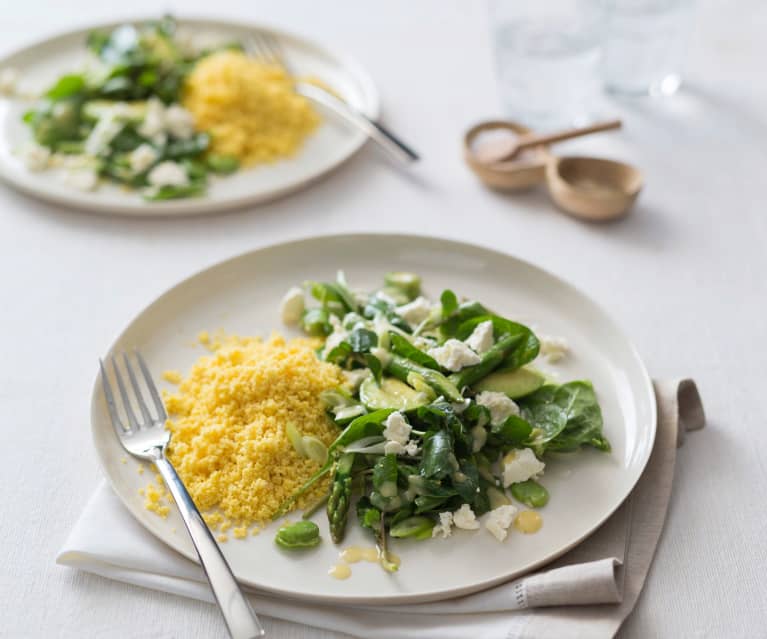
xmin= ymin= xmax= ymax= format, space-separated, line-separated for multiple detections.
xmin=275 ymin=271 xmax=610 ymax=571
xmin=18 ymin=16 xmax=240 ymax=200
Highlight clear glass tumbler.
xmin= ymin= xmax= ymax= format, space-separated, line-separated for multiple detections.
xmin=600 ymin=0 xmax=695 ymax=96
xmin=488 ymin=0 xmax=603 ymax=130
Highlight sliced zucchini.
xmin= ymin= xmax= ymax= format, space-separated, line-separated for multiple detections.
xmin=472 ymin=366 xmax=546 ymax=399
xmin=384 ymin=272 xmax=421 ymax=299
xmin=359 ymin=376 xmax=431 ymax=411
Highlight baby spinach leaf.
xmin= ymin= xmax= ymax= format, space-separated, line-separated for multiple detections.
xmin=489 ymin=415 xmax=533 ymax=448
xmin=519 ymin=381 xmax=609 ymax=454
xmin=372 ymin=454 xmax=399 ymax=492
xmin=440 ymin=289 xmax=458 ymax=317
xmin=45 ymin=74 xmax=87 ymax=100
xmin=331 ymin=409 xmax=394 ymax=452
xmin=419 ymin=430 xmax=455 ymax=480
xmin=349 ymin=328 xmax=378 ymax=353
xmin=389 ymin=333 xmax=440 ymax=370
xmin=363 ymin=353 xmax=383 ymax=382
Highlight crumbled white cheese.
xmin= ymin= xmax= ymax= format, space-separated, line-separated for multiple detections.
xmin=139 ymin=98 xmax=166 ymax=139
xmin=128 ymin=143 xmax=158 ymax=175
xmin=475 ymin=391 xmax=520 ymax=426
xmin=396 ymin=296 xmax=433 ymax=328
xmin=471 ymin=424 xmax=487 ymax=452
xmin=84 ymin=112 xmax=123 ymax=156
xmin=342 ymin=368 xmax=372 ymax=391
xmin=0 ymin=67 xmax=19 ymax=95
xmin=485 ymin=504 xmax=518 ymax=542
xmin=465 ymin=320 xmax=494 ymax=355
xmin=22 ymin=144 xmax=51 ymax=171
xmin=428 ymin=339 xmax=481 ymax=372
xmin=384 ymin=440 xmax=419 ymax=457
xmin=280 ymin=286 xmax=305 ymax=324
xmin=502 ymin=448 xmax=545 ymax=487
xmin=432 ymin=511 xmax=454 ymax=538
xmin=383 ymin=411 xmax=411 ymax=445
xmin=147 ymin=161 xmax=189 ymax=187
xmin=453 ymin=504 xmax=480 ymax=530
xmin=164 ymin=104 xmax=195 ymax=139
xmin=539 ymin=335 xmax=569 ymax=363
xmin=63 ymin=168 xmax=98 ymax=191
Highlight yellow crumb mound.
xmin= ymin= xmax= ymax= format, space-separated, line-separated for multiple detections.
xmin=154 ymin=332 xmax=341 ymax=532
xmin=183 ymin=51 xmax=320 ymax=165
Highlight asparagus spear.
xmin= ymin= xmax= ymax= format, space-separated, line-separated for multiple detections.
xmin=449 ymin=333 xmax=524 ymax=389
xmin=327 ymin=452 xmax=356 ymax=543
xmin=386 ymin=355 xmax=462 ymax=402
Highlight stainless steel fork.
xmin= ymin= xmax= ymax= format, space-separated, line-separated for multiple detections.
xmin=99 ymin=351 xmax=265 ymax=639
xmin=247 ymin=31 xmax=419 ymax=164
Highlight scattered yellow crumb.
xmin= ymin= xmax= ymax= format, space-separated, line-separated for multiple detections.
xmin=217 ymin=534 xmax=228 ymax=543
xmin=151 ymin=332 xmax=341 ymax=533
xmin=183 ymin=51 xmax=320 ymax=166
xmin=137 ymin=465 xmax=145 ymax=475
xmin=171 ymin=528 xmax=177 ymax=534
xmin=144 ymin=482 xmax=170 ymax=518
xmin=233 ymin=527 xmax=248 ymax=539
xmin=197 ymin=330 xmax=210 ymax=344
xmin=121 ymin=457 xmax=127 ymax=464
xmin=162 ymin=370 xmax=183 ymax=384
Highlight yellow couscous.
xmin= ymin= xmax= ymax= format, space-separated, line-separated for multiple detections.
xmin=183 ymin=50 xmax=320 ymax=165
xmin=145 ymin=332 xmax=342 ymax=534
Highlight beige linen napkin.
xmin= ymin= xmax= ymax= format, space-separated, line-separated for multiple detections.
xmin=57 ymin=379 xmax=704 ymax=639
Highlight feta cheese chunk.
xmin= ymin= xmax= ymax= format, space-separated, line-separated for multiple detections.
xmin=396 ymin=296 xmax=433 ymax=328
xmin=0 ymin=67 xmax=19 ymax=95
xmin=465 ymin=320 xmax=494 ymax=355
xmin=128 ymin=143 xmax=159 ymax=175
xmin=453 ymin=504 xmax=480 ymax=530
xmin=539 ymin=335 xmax=569 ymax=363
xmin=147 ymin=161 xmax=189 ymax=187
xmin=383 ymin=411 xmax=411 ymax=445
xmin=384 ymin=440 xmax=419 ymax=457
xmin=428 ymin=339 xmax=481 ymax=372
xmin=502 ymin=448 xmax=545 ymax=487
xmin=280 ymin=286 xmax=305 ymax=324
xmin=22 ymin=144 xmax=51 ymax=171
xmin=63 ymin=168 xmax=98 ymax=191
xmin=485 ymin=504 xmax=518 ymax=542
xmin=164 ymin=104 xmax=195 ymax=139
xmin=432 ymin=511 xmax=454 ymax=539
xmin=139 ymin=98 xmax=166 ymax=139
xmin=475 ymin=391 xmax=520 ymax=426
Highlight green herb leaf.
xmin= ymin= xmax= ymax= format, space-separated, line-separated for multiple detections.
xmin=389 ymin=333 xmax=439 ymax=370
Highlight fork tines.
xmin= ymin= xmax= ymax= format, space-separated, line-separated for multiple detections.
xmin=99 ymin=350 xmax=167 ymax=436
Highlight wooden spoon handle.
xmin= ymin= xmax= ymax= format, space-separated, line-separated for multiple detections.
xmin=516 ymin=119 xmax=622 ymax=153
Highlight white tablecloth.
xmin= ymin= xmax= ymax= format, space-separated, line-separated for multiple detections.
xmin=2 ymin=1 xmax=765 ymax=637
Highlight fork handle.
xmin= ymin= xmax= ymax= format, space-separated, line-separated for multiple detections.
xmin=295 ymin=82 xmax=419 ymax=164
xmin=153 ymin=454 xmax=265 ymax=639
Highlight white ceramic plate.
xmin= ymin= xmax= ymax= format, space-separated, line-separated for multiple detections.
xmin=91 ymin=234 xmax=656 ymax=604
xmin=0 ymin=18 xmax=378 ymax=215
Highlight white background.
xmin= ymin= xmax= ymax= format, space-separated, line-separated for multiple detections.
xmin=1 ymin=1 xmax=765 ymax=637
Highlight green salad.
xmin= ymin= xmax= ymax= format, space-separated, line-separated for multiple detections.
xmin=275 ymin=272 xmax=610 ymax=571
xmin=19 ymin=16 xmax=240 ymax=200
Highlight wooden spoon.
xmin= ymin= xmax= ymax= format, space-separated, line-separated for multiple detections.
xmin=475 ymin=119 xmax=623 ymax=164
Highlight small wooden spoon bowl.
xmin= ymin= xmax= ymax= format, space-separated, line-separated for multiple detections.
xmin=546 ymin=156 xmax=643 ymax=221
xmin=464 ymin=120 xmax=551 ymax=191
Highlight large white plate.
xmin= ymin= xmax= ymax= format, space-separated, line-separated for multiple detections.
xmin=0 ymin=18 xmax=378 ymax=215
xmin=91 ymin=234 xmax=656 ymax=604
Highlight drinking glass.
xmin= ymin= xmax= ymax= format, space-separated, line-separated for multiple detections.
xmin=488 ymin=0 xmax=603 ymax=129
xmin=600 ymin=0 xmax=696 ymax=96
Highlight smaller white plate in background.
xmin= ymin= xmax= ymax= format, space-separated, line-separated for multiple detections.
xmin=0 ymin=17 xmax=379 ymax=215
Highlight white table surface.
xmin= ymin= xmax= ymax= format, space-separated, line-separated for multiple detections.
xmin=2 ymin=1 xmax=765 ymax=637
